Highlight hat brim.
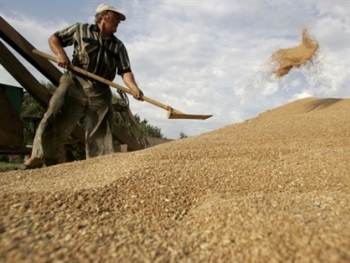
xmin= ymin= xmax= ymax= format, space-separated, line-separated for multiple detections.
xmin=112 ymin=11 xmax=126 ymax=21
xmin=96 ymin=7 xmax=126 ymax=21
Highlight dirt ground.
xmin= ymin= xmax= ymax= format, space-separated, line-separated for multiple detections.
xmin=1 ymin=97 xmax=349 ymax=263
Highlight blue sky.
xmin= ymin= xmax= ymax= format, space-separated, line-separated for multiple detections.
xmin=1 ymin=0 xmax=350 ymax=139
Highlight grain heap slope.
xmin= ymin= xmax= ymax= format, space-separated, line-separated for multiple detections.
xmin=1 ymin=97 xmax=349 ymax=262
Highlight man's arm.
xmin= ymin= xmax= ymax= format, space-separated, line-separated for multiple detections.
xmin=121 ymin=72 xmax=144 ymax=101
xmin=48 ymin=35 xmax=70 ymax=69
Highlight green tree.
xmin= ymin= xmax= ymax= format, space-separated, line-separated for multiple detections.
xmin=112 ymin=92 xmax=165 ymax=139
xmin=179 ymin=131 xmax=188 ymax=139
xmin=20 ymin=82 xmax=55 ymax=145
xmin=134 ymin=114 xmax=165 ymax=138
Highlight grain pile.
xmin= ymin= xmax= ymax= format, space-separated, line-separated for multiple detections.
xmin=271 ymin=29 xmax=319 ymax=77
xmin=1 ymin=97 xmax=350 ymax=262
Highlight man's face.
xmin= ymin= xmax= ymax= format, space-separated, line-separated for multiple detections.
xmin=104 ymin=11 xmax=121 ymax=33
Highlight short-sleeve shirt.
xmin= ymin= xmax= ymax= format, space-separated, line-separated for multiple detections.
xmin=54 ymin=23 xmax=131 ymax=81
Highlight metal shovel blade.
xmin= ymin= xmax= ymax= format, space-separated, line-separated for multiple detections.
xmin=168 ymin=111 xmax=212 ymax=120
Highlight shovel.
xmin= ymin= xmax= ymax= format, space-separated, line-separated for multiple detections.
xmin=33 ymin=49 xmax=212 ymax=120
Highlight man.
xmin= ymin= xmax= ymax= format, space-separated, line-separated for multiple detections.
xmin=17 ymin=3 xmax=143 ymax=170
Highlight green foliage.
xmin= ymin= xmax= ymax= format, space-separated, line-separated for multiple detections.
xmin=179 ymin=131 xmax=188 ymax=139
xmin=0 ymin=162 xmax=20 ymax=173
xmin=0 ymin=154 xmax=9 ymax=162
xmin=20 ymin=82 xmax=56 ymax=145
xmin=67 ymin=143 xmax=85 ymax=161
xmin=21 ymin=82 xmax=56 ymax=117
xmin=134 ymin=114 xmax=165 ymax=138
xmin=112 ymin=93 xmax=165 ymax=139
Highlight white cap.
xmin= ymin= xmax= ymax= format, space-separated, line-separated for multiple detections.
xmin=95 ymin=3 xmax=126 ymax=21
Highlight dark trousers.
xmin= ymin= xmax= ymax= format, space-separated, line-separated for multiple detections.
xmin=31 ymin=71 xmax=115 ymax=160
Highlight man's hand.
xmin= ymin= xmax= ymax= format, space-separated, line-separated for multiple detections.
xmin=132 ymin=88 xmax=144 ymax=101
xmin=122 ymin=72 xmax=144 ymax=101
xmin=57 ymin=53 xmax=70 ymax=69
xmin=49 ymin=34 xmax=70 ymax=70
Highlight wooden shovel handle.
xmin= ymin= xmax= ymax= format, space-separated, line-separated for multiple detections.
xmin=32 ymin=49 xmax=183 ymax=114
